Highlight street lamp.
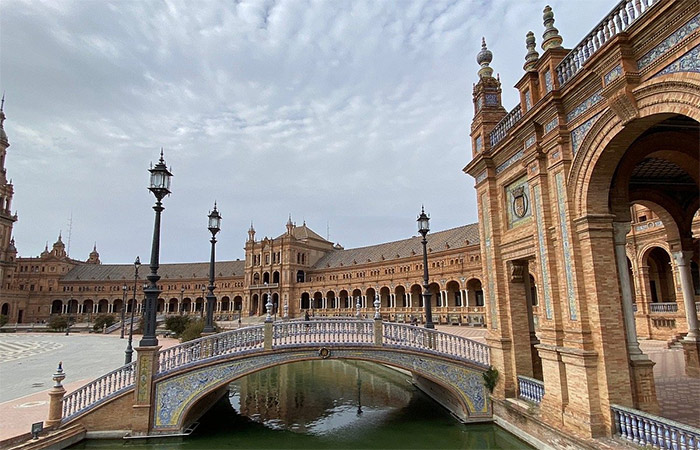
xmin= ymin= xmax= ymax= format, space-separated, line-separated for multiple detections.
xmin=417 ymin=206 xmax=434 ymax=329
xmin=356 ymin=296 xmax=361 ymax=318
xmin=200 ymin=287 xmax=205 ymax=318
xmin=179 ymin=287 xmax=185 ymax=315
xmin=125 ymin=256 xmax=141 ymax=364
xmin=203 ymin=202 xmax=221 ymax=334
xmin=120 ymin=285 xmax=127 ymax=339
xmin=139 ymin=150 xmax=172 ymax=348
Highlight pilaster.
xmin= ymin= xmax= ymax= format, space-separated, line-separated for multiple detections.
xmin=132 ymin=345 xmax=161 ymax=435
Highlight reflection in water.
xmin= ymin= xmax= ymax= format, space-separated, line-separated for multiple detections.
xmin=232 ymin=360 xmax=414 ymax=436
xmin=69 ymin=360 xmax=533 ymax=449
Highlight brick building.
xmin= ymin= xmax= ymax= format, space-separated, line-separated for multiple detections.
xmin=464 ymin=0 xmax=699 ymax=438
xmin=0 ymin=0 xmax=698 ymax=440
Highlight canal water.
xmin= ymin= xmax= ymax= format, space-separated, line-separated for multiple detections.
xmin=70 ymin=360 xmax=533 ymax=449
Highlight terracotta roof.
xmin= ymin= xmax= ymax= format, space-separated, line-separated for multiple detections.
xmin=61 ymin=260 xmax=246 ymax=282
xmin=290 ymin=224 xmax=329 ymax=242
xmin=312 ymin=223 xmax=479 ymax=269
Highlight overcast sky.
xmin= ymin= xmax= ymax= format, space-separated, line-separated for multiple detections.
xmin=1 ymin=0 xmax=618 ymax=264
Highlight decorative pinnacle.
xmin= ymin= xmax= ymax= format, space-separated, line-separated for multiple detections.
xmin=0 ymin=92 xmax=4 ymax=111
xmin=476 ymin=37 xmax=494 ymax=79
xmin=542 ymin=5 xmax=563 ymax=50
xmin=524 ymin=31 xmax=540 ymax=71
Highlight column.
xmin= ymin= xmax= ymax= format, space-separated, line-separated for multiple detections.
xmin=613 ymin=222 xmax=643 ymax=357
xmin=636 ymin=265 xmax=653 ymax=338
xmin=672 ymin=251 xmax=699 ymax=341
xmin=672 ymin=250 xmax=700 ymax=378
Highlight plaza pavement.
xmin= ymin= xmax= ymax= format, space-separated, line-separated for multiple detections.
xmin=0 ymin=324 xmax=696 ymax=442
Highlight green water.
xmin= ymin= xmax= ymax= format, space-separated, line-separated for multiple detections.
xmin=70 ymin=360 xmax=533 ymax=449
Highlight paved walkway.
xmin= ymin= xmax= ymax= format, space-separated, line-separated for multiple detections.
xmin=0 ymin=326 xmax=696 ymax=443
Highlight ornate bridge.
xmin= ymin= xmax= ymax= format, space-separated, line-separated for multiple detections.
xmin=52 ymin=319 xmax=491 ymax=436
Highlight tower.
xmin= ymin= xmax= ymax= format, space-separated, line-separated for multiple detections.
xmin=0 ymin=96 xmax=18 ymax=291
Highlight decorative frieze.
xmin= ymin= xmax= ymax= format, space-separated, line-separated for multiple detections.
xmin=485 ymin=93 xmax=499 ymax=106
xmin=496 ymin=149 xmax=524 ymax=174
xmin=474 ymin=135 xmax=483 ymax=153
xmin=481 ymin=193 xmax=498 ymax=329
xmin=555 ymin=172 xmax=577 ymax=321
xmin=531 ymin=184 xmax=553 ymax=320
xmin=524 ymin=90 xmax=532 ymax=111
xmin=566 ymin=90 xmax=603 ymax=123
xmin=525 ymin=134 xmax=536 ymax=149
xmin=604 ymin=64 xmax=623 ymax=85
xmin=637 ymin=13 xmax=700 ymax=70
xmin=571 ymin=112 xmax=602 ymax=154
xmin=544 ymin=71 xmax=553 ymax=93
xmin=655 ymin=44 xmax=700 ymax=76
xmin=544 ymin=117 xmax=559 ymax=134
xmin=475 ymin=170 xmax=487 ymax=184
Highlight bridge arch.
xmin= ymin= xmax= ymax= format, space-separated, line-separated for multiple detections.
xmin=152 ymin=346 xmax=490 ymax=433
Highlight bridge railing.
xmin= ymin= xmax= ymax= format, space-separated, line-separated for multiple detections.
xmin=611 ymin=404 xmax=700 ymax=448
xmin=62 ymin=361 xmax=136 ymax=422
xmin=273 ymin=319 xmax=374 ymax=347
xmin=157 ymin=325 xmax=265 ymax=375
xmin=518 ymin=375 xmax=545 ymax=404
xmin=382 ymin=323 xmax=490 ymax=367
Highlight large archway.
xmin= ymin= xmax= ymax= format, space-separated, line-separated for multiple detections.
xmin=572 ymin=106 xmax=699 ymax=424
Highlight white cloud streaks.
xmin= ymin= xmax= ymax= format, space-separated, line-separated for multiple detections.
xmin=0 ymin=0 xmax=617 ymax=263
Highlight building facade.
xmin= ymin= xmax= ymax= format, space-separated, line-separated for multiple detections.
xmin=0 ymin=0 xmax=698 ymax=441
xmin=464 ymin=0 xmax=699 ymax=439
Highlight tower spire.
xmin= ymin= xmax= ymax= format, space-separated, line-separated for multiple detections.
xmin=524 ymin=31 xmax=540 ymax=71
xmin=476 ymin=37 xmax=494 ymax=79
xmin=542 ymin=5 xmax=563 ymax=50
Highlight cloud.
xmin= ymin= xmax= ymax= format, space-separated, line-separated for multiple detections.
xmin=1 ymin=0 xmax=618 ymax=263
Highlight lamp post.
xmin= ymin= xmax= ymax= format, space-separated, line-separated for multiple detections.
xmin=356 ymin=296 xmax=361 ymax=318
xmin=120 ymin=285 xmax=127 ymax=339
xmin=125 ymin=256 xmax=141 ymax=364
xmin=140 ymin=149 xmax=172 ymax=350
xmin=200 ymin=287 xmax=205 ymax=318
xmin=203 ymin=203 xmax=221 ymax=334
xmin=179 ymin=287 xmax=184 ymax=315
xmin=417 ymin=206 xmax=434 ymax=329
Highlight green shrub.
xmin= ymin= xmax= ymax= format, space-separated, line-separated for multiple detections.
xmin=165 ymin=315 xmax=191 ymax=336
xmin=0 ymin=314 xmax=7 ymax=327
xmin=482 ymin=366 xmax=499 ymax=394
xmin=180 ymin=319 xmax=219 ymax=342
xmin=92 ymin=314 xmax=116 ymax=332
xmin=48 ymin=316 xmax=69 ymax=331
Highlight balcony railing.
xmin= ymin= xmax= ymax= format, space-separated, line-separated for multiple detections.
xmin=517 ymin=375 xmax=545 ymax=404
xmin=556 ymin=0 xmax=660 ymax=87
xmin=249 ymin=283 xmax=279 ymax=290
xmin=489 ymin=104 xmax=522 ymax=147
xmin=650 ymin=302 xmax=678 ymax=313
xmin=611 ymin=404 xmax=700 ymax=448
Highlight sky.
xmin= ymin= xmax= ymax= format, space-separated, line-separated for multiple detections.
xmin=0 ymin=0 xmax=619 ymax=264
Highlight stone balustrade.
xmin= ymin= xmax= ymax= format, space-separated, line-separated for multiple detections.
xmin=517 ymin=375 xmax=545 ymax=404
xmin=556 ymin=0 xmax=660 ymax=87
xmin=612 ymin=404 xmax=700 ymax=449
xmin=62 ymin=362 xmax=136 ymax=421
xmin=489 ymin=104 xmax=522 ymax=147
xmin=650 ymin=302 xmax=678 ymax=313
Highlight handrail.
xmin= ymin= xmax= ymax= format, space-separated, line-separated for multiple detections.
xmin=518 ymin=375 xmax=545 ymax=404
xmin=556 ymin=0 xmax=660 ymax=87
xmin=489 ymin=104 xmax=522 ymax=148
xmin=612 ymin=404 xmax=700 ymax=448
xmin=650 ymin=302 xmax=678 ymax=313
xmin=157 ymin=325 xmax=265 ymax=375
xmin=273 ymin=319 xmax=374 ymax=347
xmin=383 ymin=322 xmax=490 ymax=367
xmin=62 ymin=362 xmax=136 ymax=422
